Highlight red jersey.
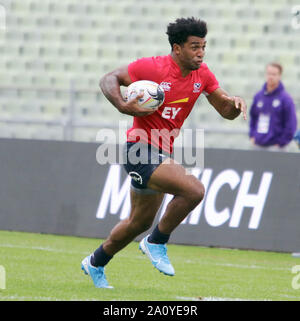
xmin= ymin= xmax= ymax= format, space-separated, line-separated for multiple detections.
xmin=127 ymin=54 xmax=219 ymax=153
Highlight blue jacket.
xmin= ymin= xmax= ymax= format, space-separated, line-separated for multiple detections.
xmin=249 ymin=82 xmax=297 ymax=147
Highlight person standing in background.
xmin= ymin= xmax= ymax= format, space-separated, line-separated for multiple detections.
xmin=249 ymin=62 xmax=297 ymax=151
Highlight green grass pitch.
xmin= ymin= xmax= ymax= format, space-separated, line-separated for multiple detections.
xmin=0 ymin=230 xmax=299 ymax=301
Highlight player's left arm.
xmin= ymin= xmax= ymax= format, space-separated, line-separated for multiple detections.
xmin=206 ymin=88 xmax=247 ymax=120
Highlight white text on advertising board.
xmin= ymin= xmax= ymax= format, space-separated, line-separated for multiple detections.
xmin=96 ymin=165 xmax=273 ymax=229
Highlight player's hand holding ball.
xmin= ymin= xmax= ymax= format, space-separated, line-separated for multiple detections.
xmin=122 ymin=80 xmax=165 ymax=117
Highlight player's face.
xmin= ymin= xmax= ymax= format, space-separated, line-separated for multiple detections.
xmin=177 ymin=36 xmax=206 ymax=71
xmin=265 ymin=65 xmax=281 ymax=88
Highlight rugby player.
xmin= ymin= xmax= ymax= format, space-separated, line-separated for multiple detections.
xmin=81 ymin=17 xmax=247 ymax=288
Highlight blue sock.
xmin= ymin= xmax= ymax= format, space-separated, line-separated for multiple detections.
xmin=148 ymin=224 xmax=170 ymax=244
xmin=90 ymin=244 xmax=113 ymax=267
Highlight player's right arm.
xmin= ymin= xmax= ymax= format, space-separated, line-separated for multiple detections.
xmin=99 ymin=65 xmax=156 ymax=117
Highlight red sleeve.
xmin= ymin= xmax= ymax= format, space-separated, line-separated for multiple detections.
xmin=128 ymin=57 xmax=158 ymax=82
xmin=203 ymin=69 xmax=220 ymax=96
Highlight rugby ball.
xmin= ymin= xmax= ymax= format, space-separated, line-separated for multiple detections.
xmin=126 ymin=80 xmax=165 ymax=109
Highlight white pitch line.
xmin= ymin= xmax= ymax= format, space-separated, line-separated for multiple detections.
xmin=0 ymin=243 xmax=292 ymax=270
xmin=183 ymin=259 xmax=290 ymax=272
xmin=0 ymin=243 xmax=87 ymax=255
xmin=0 ymin=243 xmax=144 ymax=259
xmin=214 ymin=262 xmax=289 ymax=272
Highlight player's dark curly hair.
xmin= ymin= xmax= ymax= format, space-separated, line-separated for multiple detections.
xmin=166 ymin=17 xmax=207 ymax=49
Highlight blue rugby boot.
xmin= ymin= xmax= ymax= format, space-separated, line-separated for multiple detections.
xmin=139 ymin=235 xmax=175 ymax=276
xmin=81 ymin=255 xmax=113 ymax=289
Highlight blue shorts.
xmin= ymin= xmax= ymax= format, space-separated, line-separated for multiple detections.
xmin=123 ymin=142 xmax=171 ymax=194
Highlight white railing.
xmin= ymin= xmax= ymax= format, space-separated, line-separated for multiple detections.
xmin=0 ymin=84 xmax=299 ymax=150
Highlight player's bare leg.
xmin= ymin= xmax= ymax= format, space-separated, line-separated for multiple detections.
xmin=102 ymin=158 xmax=204 ymax=267
xmin=82 ymin=157 xmax=204 ymax=283
xmin=102 ymin=190 xmax=165 ymax=256
xmin=148 ymin=158 xmax=205 ymax=233
xmin=139 ymin=157 xmax=204 ymax=276
xmin=82 ymin=189 xmax=164 ymax=288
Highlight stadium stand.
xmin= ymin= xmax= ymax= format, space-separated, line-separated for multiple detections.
xmin=0 ymin=0 xmax=299 ymax=150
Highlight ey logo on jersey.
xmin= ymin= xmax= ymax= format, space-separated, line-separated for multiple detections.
xmin=162 ymin=107 xmax=181 ymax=119
xmin=161 ymin=97 xmax=189 ymax=119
